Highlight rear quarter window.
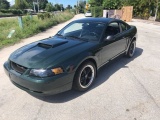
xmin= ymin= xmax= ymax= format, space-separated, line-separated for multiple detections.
xmin=120 ymin=23 xmax=131 ymax=32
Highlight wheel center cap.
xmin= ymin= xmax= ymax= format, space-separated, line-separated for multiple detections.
xmin=85 ymin=75 xmax=88 ymax=78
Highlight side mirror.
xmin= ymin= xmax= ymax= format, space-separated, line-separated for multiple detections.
xmin=105 ymin=35 xmax=113 ymax=41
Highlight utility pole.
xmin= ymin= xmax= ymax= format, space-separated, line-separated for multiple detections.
xmin=77 ymin=0 xmax=79 ymax=14
xmin=33 ymin=2 xmax=36 ymax=13
xmin=33 ymin=0 xmax=39 ymax=13
xmin=37 ymin=0 xmax=39 ymax=13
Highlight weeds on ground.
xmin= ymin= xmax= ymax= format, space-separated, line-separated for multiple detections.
xmin=0 ymin=12 xmax=74 ymax=49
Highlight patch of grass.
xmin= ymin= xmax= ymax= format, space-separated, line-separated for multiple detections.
xmin=0 ymin=12 xmax=74 ymax=49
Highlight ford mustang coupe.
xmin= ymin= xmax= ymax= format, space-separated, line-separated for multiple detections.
xmin=4 ymin=18 xmax=137 ymax=95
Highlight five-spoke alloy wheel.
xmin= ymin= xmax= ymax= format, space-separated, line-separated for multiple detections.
xmin=73 ymin=62 xmax=96 ymax=91
xmin=127 ymin=40 xmax=136 ymax=58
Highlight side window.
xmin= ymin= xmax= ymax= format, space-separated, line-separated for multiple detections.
xmin=106 ymin=22 xmax=120 ymax=36
xmin=120 ymin=23 xmax=127 ymax=31
xmin=120 ymin=23 xmax=131 ymax=32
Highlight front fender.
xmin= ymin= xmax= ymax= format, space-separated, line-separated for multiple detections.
xmin=54 ymin=51 xmax=99 ymax=74
xmin=74 ymin=54 xmax=98 ymax=72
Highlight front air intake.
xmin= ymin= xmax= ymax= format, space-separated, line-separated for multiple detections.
xmin=10 ymin=61 xmax=27 ymax=74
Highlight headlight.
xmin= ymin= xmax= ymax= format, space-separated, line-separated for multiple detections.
xmin=30 ymin=67 xmax=63 ymax=77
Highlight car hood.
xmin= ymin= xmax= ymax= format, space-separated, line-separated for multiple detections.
xmin=9 ymin=37 xmax=96 ymax=69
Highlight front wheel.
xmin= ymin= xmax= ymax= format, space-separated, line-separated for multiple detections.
xmin=126 ymin=40 xmax=136 ymax=58
xmin=73 ymin=62 xmax=96 ymax=91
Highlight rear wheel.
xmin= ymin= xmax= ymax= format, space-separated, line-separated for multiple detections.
xmin=73 ymin=62 xmax=96 ymax=91
xmin=126 ymin=40 xmax=136 ymax=58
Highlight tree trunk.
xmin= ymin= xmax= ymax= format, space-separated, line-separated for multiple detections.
xmin=155 ymin=0 xmax=159 ymax=21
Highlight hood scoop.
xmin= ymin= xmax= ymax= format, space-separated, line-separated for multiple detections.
xmin=38 ymin=43 xmax=52 ymax=49
xmin=37 ymin=41 xmax=68 ymax=49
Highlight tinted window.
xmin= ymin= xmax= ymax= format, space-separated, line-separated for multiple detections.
xmin=121 ymin=23 xmax=127 ymax=31
xmin=106 ymin=22 xmax=120 ymax=36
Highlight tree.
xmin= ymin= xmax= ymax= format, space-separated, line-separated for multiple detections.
xmin=24 ymin=0 xmax=48 ymax=10
xmin=89 ymin=0 xmax=103 ymax=7
xmin=45 ymin=2 xmax=53 ymax=12
xmin=66 ymin=5 xmax=72 ymax=10
xmin=155 ymin=0 xmax=160 ymax=20
xmin=0 ymin=0 xmax=10 ymax=9
xmin=88 ymin=0 xmax=160 ymax=19
xmin=15 ymin=0 xmax=28 ymax=9
xmin=54 ymin=4 xmax=61 ymax=11
xmin=103 ymin=0 xmax=122 ymax=9
xmin=44 ymin=3 xmax=64 ymax=12
xmin=60 ymin=4 xmax=64 ymax=11
xmin=74 ymin=5 xmax=79 ymax=14
xmin=39 ymin=0 xmax=48 ymax=10
xmin=78 ymin=0 xmax=86 ymax=13
xmin=120 ymin=0 xmax=156 ymax=18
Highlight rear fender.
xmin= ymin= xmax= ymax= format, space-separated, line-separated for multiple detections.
xmin=125 ymin=35 xmax=137 ymax=55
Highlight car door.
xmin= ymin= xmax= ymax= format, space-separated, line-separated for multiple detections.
xmin=119 ymin=22 xmax=132 ymax=49
xmin=100 ymin=22 xmax=127 ymax=64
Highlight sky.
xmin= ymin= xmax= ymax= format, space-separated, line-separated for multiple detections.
xmin=7 ymin=0 xmax=14 ymax=5
xmin=7 ymin=0 xmax=79 ymax=7
xmin=48 ymin=0 xmax=78 ymax=7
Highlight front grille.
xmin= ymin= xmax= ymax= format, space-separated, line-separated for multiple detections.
xmin=10 ymin=61 xmax=27 ymax=74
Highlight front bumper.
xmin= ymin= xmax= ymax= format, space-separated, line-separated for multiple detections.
xmin=4 ymin=61 xmax=74 ymax=95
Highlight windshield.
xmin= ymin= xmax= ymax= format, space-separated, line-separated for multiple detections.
xmin=58 ymin=22 xmax=105 ymax=41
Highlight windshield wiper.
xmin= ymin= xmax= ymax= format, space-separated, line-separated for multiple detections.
xmin=56 ymin=33 xmax=63 ymax=36
xmin=66 ymin=35 xmax=80 ymax=39
xmin=66 ymin=35 xmax=88 ymax=41
xmin=56 ymin=33 xmax=67 ymax=39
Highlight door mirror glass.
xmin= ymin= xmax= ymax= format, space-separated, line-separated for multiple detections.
xmin=105 ymin=35 xmax=113 ymax=41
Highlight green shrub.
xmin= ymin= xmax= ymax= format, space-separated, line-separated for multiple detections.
xmin=0 ymin=9 xmax=8 ymax=13
xmin=38 ymin=13 xmax=53 ymax=20
xmin=0 ymin=9 xmax=23 ymax=15
xmin=11 ymin=9 xmax=23 ymax=15
xmin=44 ymin=12 xmax=51 ymax=19
xmin=91 ymin=6 xmax=103 ymax=17
xmin=37 ymin=13 xmax=44 ymax=20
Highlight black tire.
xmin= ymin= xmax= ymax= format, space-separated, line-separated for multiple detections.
xmin=73 ymin=61 xmax=96 ymax=91
xmin=126 ymin=40 xmax=136 ymax=58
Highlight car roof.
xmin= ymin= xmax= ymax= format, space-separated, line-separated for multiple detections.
xmin=74 ymin=17 xmax=122 ymax=23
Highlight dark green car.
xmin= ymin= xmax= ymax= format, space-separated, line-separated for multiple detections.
xmin=4 ymin=18 xmax=137 ymax=95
